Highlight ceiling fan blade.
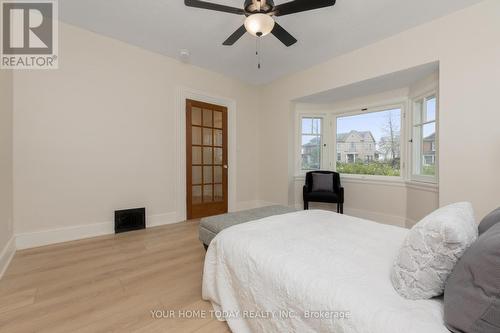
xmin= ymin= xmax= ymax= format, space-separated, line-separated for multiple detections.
xmin=223 ymin=25 xmax=247 ymax=46
xmin=271 ymin=22 xmax=297 ymax=47
xmin=274 ymin=0 xmax=336 ymax=17
xmin=184 ymin=0 xmax=245 ymax=15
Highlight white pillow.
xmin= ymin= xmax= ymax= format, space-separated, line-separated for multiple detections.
xmin=391 ymin=202 xmax=477 ymax=300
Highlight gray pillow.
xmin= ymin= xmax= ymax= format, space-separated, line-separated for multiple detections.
xmin=444 ymin=222 xmax=500 ymax=333
xmin=478 ymin=207 xmax=500 ymax=235
xmin=311 ymin=173 xmax=333 ymax=192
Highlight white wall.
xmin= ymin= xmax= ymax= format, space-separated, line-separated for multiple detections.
xmin=260 ymin=0 xmax=500 ymax=222
xmin=13 ymin=22 xmax=261 ymax=247
xmin=0 ymin=69 xmax=15 ymax=276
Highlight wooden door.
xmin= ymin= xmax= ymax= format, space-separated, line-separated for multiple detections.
xmin=186 ymin=99 xmax=228 ymax=219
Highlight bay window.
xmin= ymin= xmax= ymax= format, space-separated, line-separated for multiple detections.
xmin=300 ymin=116 xmax=323 ymax=171
xmin=411 ymin=93 xmax=438 ymax=182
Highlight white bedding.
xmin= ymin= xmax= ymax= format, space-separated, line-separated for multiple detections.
xmin=202 ymin=210 xmax=449 ymax=333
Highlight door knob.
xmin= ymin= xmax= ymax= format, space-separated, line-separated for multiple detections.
xmin=223 ymin=165 xmax=228 ymax=169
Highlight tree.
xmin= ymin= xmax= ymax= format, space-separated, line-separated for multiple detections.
xmin=379 ymin=111 xmax=400 ymax=167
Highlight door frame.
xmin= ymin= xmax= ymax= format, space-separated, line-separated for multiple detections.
xmin=175 ymin=87 xmax=237 ymax=221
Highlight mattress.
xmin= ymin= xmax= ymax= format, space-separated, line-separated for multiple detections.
xmin=202 ymin=210 xmax=449 ymax=333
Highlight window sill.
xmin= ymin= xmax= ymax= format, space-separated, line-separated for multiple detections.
xmin=406 ymin=180 xmax=439 ymax=192
xmin=294 ymin=174 xmax=438 ymax=192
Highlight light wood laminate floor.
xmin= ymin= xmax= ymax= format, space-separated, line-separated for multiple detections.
xmin=0 ymin=220 xmax=230 ymax=333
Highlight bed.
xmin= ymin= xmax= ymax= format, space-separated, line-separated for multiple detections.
xmin=202 ymin=210 xmax=450 ymax=333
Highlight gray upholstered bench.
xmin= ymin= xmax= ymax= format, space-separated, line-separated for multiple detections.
xmin=199 ymin=205 xmax=298 ymax=250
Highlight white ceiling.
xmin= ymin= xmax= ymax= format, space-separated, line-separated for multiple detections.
xmin=296 ymin=62 xmax=439 ymax=104
xmin=59 ymin=0 xmax=483 ymax=85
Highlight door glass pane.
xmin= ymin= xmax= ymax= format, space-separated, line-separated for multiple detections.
xmin=214 ymin=184 xmax=223 ymax=202
xmin=192 ymin=186 xmax=202 ymax=204
xmin=203 ymin=185 xmax=213 ymax=202
xmin=214 ymin=129 xmax=223 ymax=147
xmin=214 ymin=148 xmax=223 ymax=165
xmin=192 ymin=166 xmax=202 ymax=185
xmin=192 ymin=107 xmax=202 ymax=126
xmin=192 ymin=127 xmax=201 ymax=145
xmin=214 ymin=166 xmax=222 ymax=183
xmin=203 ymin=109 xmax=213 ymax=127
xmin=203 ymin=147 xmax=213 ymax=164
xmin=203 ymin=128 xmax=213 ymax=146
xmin=203 ymin=166 xmax=213 ymax=184
xmin=214 ymin=111 xmax=223 ymax=129
xmin=192 ymin=147 xmax=202 ymax=165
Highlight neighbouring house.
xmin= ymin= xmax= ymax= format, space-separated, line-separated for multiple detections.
xmin=336 ymin=130 xmax=378 ymax=163
xmin=423 ymin=133 xmax=436 ymax=166
xmin=302 ymin=136 xmax=321 ymax=169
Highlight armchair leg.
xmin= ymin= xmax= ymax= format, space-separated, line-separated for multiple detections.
xmin=339 ymin=204 xmax=344 ymax=214
xmin=304 ymin=201 xmax=309 ymax=210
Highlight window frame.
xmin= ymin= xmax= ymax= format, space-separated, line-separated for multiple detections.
xmin=297 ymin=113 xmax=327 ymax=173
xmin=332 ymin=102 xmax=406 ymax=181
xmin=410 ymin=91 xmax=439 ymax=184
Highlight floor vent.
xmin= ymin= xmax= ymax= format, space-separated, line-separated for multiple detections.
xmin=115 ymin=208 xmax=146 ymax=234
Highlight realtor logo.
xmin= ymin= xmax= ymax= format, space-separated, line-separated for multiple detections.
xmin=1 ymin=0 xmax=58 ymax=69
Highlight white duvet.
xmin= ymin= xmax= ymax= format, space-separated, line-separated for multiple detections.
xmin=202 ymin=210 xmax=449 ymax=333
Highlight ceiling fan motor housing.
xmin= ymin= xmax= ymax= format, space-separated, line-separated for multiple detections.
xmin=244 ymin=0 xmax=275 ymax=14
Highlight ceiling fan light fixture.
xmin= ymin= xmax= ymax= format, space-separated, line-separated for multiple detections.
xmin=244 ymin=13 xmax=275 ymax=37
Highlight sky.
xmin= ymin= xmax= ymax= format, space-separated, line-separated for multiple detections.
xmin=337 ymin=108 xmax=401 ymax=142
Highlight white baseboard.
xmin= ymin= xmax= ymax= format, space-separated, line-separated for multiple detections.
xmin=293 ymin=202 xmax=407 ymax=228
xmin=344 ymin=207 xmax=407 ymax=228
xmin=0 ymin=236 xmax=16 ymax=279
xmin=16 ymin=212 xmax=181 ymax=250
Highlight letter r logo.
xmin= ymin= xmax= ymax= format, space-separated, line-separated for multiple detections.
xmin=2 ymin=1 xmax=53 ymax=54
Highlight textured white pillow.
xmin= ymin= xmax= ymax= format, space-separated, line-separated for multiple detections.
xmin=391 ymin=202 xmax=478 ymax=300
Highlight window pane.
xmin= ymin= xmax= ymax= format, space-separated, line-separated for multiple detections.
xmin=336 ymin=109 xmax=401 ymax=176
xmin=301 ymin=118 xmax=313 ymax=134
xmin=426 ymin=97 xmax=436 ymax=122
xmin=301 ymin=134 xmax=321 ymax=170
xmin=421 ymin=122 xmax=436 ymax=176
xmin=312 ymin=118 xmax=321 ymax=134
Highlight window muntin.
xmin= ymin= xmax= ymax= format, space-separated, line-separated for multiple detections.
xmin=300 ymin=117 xmax=323 ymax=171
xmin=336 ymin=108 xmax=402 ymax=177
xmin=412 ymin=94 xmax=437 ymax=180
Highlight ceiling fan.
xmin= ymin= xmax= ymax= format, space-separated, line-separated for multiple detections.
xmin=184 ymin=0 xmax=337 ymax=47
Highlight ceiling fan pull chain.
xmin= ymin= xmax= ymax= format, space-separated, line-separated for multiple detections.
xmin=256 ymin=37 xmax=262 ymax=69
